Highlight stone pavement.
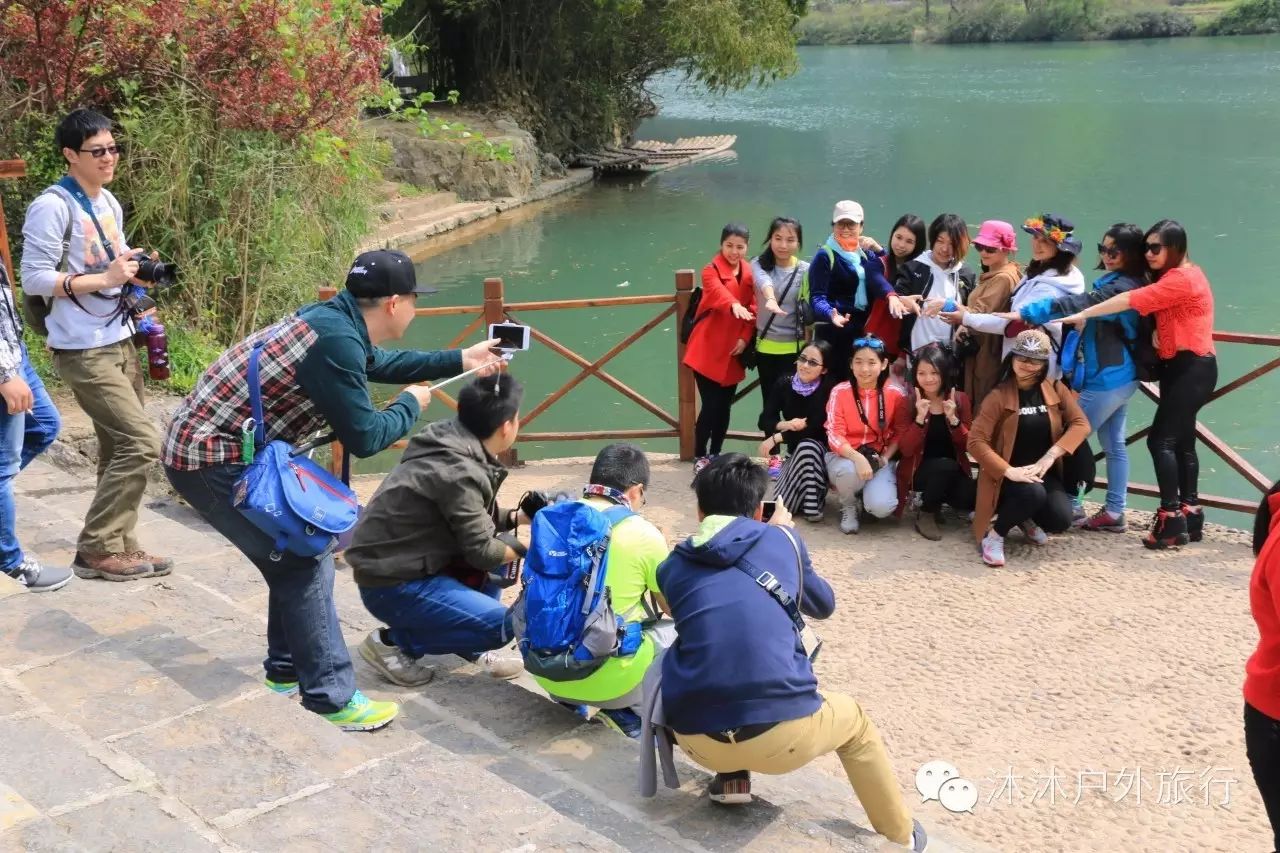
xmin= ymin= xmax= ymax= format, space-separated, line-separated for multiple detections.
xmin=0 ymin=459 xmax=989 ymax=853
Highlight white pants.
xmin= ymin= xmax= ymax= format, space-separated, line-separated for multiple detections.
xmin=825 ymin=453 xmax=898 ymax=518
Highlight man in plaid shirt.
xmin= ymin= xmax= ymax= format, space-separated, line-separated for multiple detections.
xmin=163 ymin=249 xmax=500 ymax=732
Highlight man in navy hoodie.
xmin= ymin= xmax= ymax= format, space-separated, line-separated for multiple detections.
xmin=658 ymin=453 xmax=927 ymax=852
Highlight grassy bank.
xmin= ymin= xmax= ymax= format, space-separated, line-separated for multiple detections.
xmin=798 ymin=0 xmax=1277 ymax=44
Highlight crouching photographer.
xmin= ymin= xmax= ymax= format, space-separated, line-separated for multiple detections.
xmin=19 ymin=108 xmax=172 ymax=581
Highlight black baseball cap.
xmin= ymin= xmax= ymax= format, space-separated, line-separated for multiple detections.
xmin=344 ymin=249 xmax=438 ymax=298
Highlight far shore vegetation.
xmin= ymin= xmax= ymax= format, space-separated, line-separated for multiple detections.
xmin=799 ymin=0 xmax=1278 ymax=44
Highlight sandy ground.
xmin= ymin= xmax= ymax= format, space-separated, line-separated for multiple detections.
xmin=404 ymin=452 xmax=1272 ymax=853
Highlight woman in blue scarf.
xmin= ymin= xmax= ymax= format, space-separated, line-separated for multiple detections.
xmin=808 ymin=200 xmax=902 ymax=380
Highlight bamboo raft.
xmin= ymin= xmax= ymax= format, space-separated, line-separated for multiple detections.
xmin=570 ymin=135 xmax=737 ymax=174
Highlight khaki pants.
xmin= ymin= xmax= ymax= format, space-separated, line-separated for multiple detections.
xmin=53 ymin=340 xmax=159 ymax=555
xmin=674 ymin=692 xmax=914 ymax=845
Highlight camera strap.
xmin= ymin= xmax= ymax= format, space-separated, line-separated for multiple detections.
xmin=853 ymin=387 xmax=886 ymax=432
xmin=49 ymin=178 xmax=130 ymax=325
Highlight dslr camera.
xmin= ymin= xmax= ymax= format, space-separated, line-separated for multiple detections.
xmin=129 ymin=251 xmax=179 ymax=289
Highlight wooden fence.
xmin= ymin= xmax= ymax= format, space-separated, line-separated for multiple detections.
xmin=335 ymin=273 xmax=1279 ymax=514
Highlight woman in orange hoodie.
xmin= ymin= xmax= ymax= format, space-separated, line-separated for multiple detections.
xmin=684 ymin=223 xmax=756 ymax=473
xmin=1245 ymin=480 xmax=1280 ymax=852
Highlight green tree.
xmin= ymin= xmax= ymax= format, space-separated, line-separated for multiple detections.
xmin=385 ymin=0 xmax=808 ymax=155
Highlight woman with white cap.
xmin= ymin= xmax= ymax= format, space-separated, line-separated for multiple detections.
xmin=967 ymin=329 xmax=1091 ymax=567
xmin=807 ymin=200 xmax=904 ymax=380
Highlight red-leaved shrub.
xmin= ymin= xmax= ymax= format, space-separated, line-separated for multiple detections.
xmin=0 ymin=0 xmax=386 ymax=139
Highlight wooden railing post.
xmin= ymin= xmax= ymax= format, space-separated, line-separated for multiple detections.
xmin=0 ymin=160 xmax=27 ymax=306
xmin=482 ymin=277 xmax=520 ymax=467
xmin=674 ymin=269 xmax=696 ymax=461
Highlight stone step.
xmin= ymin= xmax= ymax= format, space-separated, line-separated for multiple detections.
xmin=366 ymin=202 xmax=498 ymax=251
xmin=377 ymin=190 xmax=461 ymax=223
xmin=1 ymin=462 xmax=990 ymax=852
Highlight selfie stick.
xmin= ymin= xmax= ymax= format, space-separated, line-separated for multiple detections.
xmin=291 ymin=354 xmax=513 ymax=457
xmin=425 ymin=352 xmax=513 ymax=393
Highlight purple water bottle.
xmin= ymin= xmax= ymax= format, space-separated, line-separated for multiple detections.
xmin=145 ymin=322 xmax=170 ymax=381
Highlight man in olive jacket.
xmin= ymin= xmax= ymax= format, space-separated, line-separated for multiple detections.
xmin=347 ymin=373 xmax=528 ymax=686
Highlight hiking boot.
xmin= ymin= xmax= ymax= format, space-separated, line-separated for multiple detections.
xmin=322 ymin=690 xmax=398 ymax=732
xmin=914 ymin=510 xmax=942 ymax=541
xmin=900 ymin=818 xmax=929 ymax=852
xmin=597 ymin=707 xmax=643 ymax=739
xmin=839 ymin=499 xmax=861 ymax=534
xmin=708 ymin=770 xmax=752 ymax=804
xmin=126 ymin=550 xmax=173 ymax=576
xmin=766 ymin=455 xmax=783 ymax=480
xmin=477 ymin=650 xmax=523 ymax=680
xmin=265 ymin=678 xmax=299 ymax=698
xmin=359 ymin=630 xmax=436 ymax=687
xmin=72 ymin=551 xmax=156 ymax=581
xmin=1019 ymin=519 xmax=1049 ymax=546
xmin=981 ymin=529 xmax=1006 ymax=567
xmin=5 ymin=557 xmax=72 ymax=592
xmin=1070 ymin=504 xmax=1088 ymax=528
xmin=1182 ymin=503 xmax=1205 ymax=542
xmin=1143 ymin=508 xmax=1188 ymax=550
xmin=1081 ymin=508 xmax=1127 ymax=533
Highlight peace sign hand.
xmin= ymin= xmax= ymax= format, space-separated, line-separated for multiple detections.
xmin=942 ymin=389 xmax=958 ymax=421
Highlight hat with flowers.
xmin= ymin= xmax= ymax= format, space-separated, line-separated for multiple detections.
xmin=1022 ymin=213 xmax=1083 ymax=255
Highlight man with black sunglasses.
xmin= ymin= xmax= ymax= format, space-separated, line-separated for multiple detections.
xmin=20 ymin=108 xmax=169 ymax=581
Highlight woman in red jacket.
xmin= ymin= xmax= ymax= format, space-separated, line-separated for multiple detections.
xmin=893 ymin=343 xmax=976 ymax=540
xmin=1246 ymin=480 xmax=1280 ymax=853
xmin=685 ymin=223 xmax=756 ymax=473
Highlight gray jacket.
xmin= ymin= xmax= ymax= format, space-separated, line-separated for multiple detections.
xmin=346 ymin=417 xmax=516 ymax=587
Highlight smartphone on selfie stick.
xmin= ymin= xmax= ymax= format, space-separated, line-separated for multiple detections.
xmin=489 ymin=322 xmax=531 ymax=353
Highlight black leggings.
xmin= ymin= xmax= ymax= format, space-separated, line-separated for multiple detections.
xmin=1245 ymin=702 xmax=1280 ymax=852
xmin=1148 ymin=352 xmax=1217 ymax=510
xmin=756 ymin=351 xmax=798 ymax=412
xmin=693 ymin=370 xmax=737 ymax=458
xmin=912 ymin=457 xmax=976 ymax=513
xmin=993 ymin=474 xmax=1074 ymax=537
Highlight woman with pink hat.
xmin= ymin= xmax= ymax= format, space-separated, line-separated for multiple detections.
xmin=961 ymin=220 xmax=1021 ymax=407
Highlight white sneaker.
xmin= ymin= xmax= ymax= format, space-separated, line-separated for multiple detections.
xmin=839 ymin=500 xmax=861 ymax=534
xmin=981 ymin=529 xmax=1006 ymax=567
xmin=358 ymin=630 xmax=436 ymax=687
xmin=477 ymin=650 xmax=524 ymax=680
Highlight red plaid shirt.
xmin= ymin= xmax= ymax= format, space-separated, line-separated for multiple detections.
xmin=163 ymin=317 xmax=324 ymax=470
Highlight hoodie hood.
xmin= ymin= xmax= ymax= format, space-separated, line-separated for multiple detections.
xmin=675 ymin=516 xmax=769 ymax=568
xmin=403 ymin=418 xmax=503 ymax=478
xmin=919 ymin=249 xmax=962 ymax=274
xmin=1014 ymin=265 xmax=1085 ymax=306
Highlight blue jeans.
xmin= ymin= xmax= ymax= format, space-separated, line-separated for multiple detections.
xmin=1077 ymin=381 xmax=1138 ymax=515
xmin=360 ymin=574 xmax=513 ymax=660
xmin=164 ymin=463 xmax=355 ymax=714
xmin=0 ymin=350 xmax=61 ymax=570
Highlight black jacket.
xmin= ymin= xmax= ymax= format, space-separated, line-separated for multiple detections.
xmin=758 ymin=374 xmax=834 ymax=452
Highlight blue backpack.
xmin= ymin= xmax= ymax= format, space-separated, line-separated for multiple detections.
xmin=512 ymin=500 xmax=639 ymax=682
xmin=1059 ymin=326 xmax=1087 ymax=390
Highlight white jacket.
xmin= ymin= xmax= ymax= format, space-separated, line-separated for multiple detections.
xmin=963 ymin=266 xmax=1086 ymax=379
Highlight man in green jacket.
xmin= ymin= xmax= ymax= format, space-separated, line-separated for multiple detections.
xmin=348 ymin=373 xmax=527 ymax=687
xmin=163 ymin=249 xmax=499 ymax=731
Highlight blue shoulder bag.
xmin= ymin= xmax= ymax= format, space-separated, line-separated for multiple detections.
xmin=230 ymin=340 xmax=360 ymax=560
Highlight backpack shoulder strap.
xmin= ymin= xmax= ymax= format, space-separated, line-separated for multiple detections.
xmin=38 ymin=188 xmax=76 ymax=274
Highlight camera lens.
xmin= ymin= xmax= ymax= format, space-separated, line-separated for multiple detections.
xmin=135 ymin=259 xmax=179 ymax=288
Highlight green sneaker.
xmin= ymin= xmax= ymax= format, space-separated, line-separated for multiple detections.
xmin=322 ymin=690 xmax=399 ymax=732
xmin=265 ymin=678 xmax=299 ymax=697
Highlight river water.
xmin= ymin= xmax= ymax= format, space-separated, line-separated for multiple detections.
xmin=394 ymin=36 xmax=1280 ymax=507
